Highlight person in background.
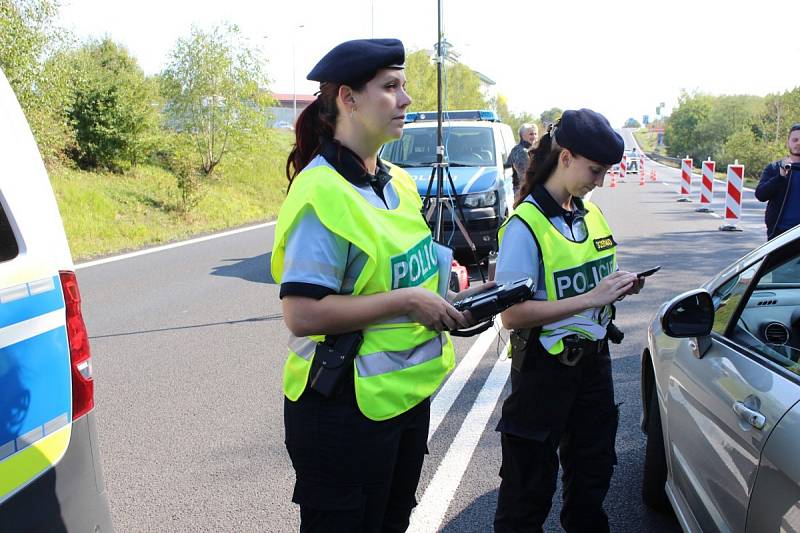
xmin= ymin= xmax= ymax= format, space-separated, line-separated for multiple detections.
xmin=755 ymin=123 xmax=800 ymax=239
xmin=507 ymin=123 xmax=538 ymax=195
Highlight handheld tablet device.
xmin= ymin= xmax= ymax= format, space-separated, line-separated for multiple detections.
xmin=453 ymin=277 xmax=534 ymax=323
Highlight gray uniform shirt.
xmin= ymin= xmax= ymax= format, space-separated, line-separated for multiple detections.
xmin=495 ymin=194 xmax=592 ymax=304
xmin=281 ymin=155 xmax=400 ymax=295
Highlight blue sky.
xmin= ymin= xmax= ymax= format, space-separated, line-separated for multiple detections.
xmin=58 ymin=0 xmax=799 ymax=127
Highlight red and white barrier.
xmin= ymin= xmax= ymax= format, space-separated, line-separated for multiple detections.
xmin=639 ymin=171 xmax=645 ymax=186
xmin=609 ymin=169 xmax=617 ymax=188
xmin=696 ymin=159 xmax=715 ymax=213
xmin=650 ymin=168 xmax=657 ymax=182
xmin=678 ymin=157 xmax=692 ymax=201
xmin=620 ymin=155 xmax=627 ymax=181
xmin=720 ymin=161 xmax=744 ymax=231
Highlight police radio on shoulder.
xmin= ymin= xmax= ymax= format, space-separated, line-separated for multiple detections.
xmin=453 ymin=278 xmax=534 ymax=323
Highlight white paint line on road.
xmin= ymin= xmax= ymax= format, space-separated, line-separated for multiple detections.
xmin=429 ymin=318 xmax=500 ymax=443
xmin=409 ymin=342 xmax=511 ymax=532
xmin=75 ymin=221 xmax=277 ymax=270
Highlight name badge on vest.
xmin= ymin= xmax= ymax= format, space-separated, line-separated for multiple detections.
xmin=593 ymin=235 xmax=616 ymax=252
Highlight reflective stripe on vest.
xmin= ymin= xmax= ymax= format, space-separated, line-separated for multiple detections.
xmin=273 ymin=159 xmax=455 ymax=420
xmin=499 ymin=200 xmax=616 ymax=355
xmin=356 ymin=333 xmax=444 ymax=377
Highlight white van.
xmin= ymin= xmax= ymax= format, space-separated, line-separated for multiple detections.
xmin=0 ymin=69 xmax=113 ymax=530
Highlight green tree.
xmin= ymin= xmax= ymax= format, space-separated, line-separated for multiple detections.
xmin=404 ymin=50 xmax=437 ymax=111
xmin=540 ymin=107 xmax=562 ymax=126
xmin=722 ymin=128 xmax=783 ymax=179
xmin=491 ymin=93 xmax=539 ymax=136
xmin=161 ymin=24 xmax=273 ymax=176
xmin=0 ymin=0 xmax=76 ymax=164
xmin=624 ymin=118 xmax=641 ymax=128
xmin=403 ymin=49 xmax=488 ymax=112
xmin=66 ymin=39 xmax=159 ymax=171
xmin=664 ymin=91 xmax=713 ymax=159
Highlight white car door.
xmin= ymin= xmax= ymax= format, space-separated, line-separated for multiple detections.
xmin=666 ymin=250 xmax=800 ymax=532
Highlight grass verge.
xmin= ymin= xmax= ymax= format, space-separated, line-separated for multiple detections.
xmin=50 ymin=131 xmax=293 ymax=260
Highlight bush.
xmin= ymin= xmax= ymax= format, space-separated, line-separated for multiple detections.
xmin=165 ymin=133 xmax=205 ymax=213
xmin=66 ymin=39 xmax=160 ymax=172
xmin=721 ymin=129 xmax=784 ymax=179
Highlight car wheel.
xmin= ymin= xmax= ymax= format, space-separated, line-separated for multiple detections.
xmin=642 ymin=382 xmax=671 ymax=512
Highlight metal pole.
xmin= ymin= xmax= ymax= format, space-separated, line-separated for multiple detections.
xmin=434 ymin=0 xmax=444 ymax=243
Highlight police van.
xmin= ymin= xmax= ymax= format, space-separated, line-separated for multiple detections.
xmin=0 ymin=69 xmax=113 ymax=530
xmin=380 ymin=110 xmax=516 ymax=260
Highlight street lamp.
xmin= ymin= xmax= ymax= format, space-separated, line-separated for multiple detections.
xmin=292 ymin=25 xmax=305 ymax=124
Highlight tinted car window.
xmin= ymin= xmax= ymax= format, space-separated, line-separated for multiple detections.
xmin=383 ymin=126 xmax=496 ymax=167
xmin=0 ymin=202 xmax=18 ymax=263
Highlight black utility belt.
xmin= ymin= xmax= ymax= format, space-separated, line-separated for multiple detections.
xmin=510 ymin=330 xmax=607 ymax=371
xmin=558 ymin=335 xmax=607 ymax=366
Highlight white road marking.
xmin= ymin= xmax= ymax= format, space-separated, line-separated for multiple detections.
xmin=429 ymin=318 xmax=500 ymax=442
xmin=409 ymin=342 xmax=511 ymax=532
xmin=75 ymin=221 xmax=277 ymax=269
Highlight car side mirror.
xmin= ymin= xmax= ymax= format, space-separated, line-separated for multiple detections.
xmin=662 ymin=289 xmax=715 ymax=338
xmin=503 ymin=162 xmax=513 ymax=170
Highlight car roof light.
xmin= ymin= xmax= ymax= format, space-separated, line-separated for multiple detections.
xmin=404 ymin=110 xmax=500 ymax=122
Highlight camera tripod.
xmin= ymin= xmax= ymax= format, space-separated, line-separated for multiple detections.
xmin=420 ymin=160 xmax=486 ymax=284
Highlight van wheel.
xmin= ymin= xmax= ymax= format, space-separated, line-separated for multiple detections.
xmin=642 ymin=383 xmax=671 ymax=512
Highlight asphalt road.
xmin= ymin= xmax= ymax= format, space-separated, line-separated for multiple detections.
xmin=77 ymin=130 xmax=769 ymax=532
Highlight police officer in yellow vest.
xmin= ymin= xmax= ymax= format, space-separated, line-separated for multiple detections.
xmin=493 ymin=109 xmax=643 ymax=532
xmin=271 ymin=39 xmax=477 ymax=532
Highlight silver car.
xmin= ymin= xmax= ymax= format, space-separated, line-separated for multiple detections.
xmin=641 ymin=225 xmax=800 ymax=532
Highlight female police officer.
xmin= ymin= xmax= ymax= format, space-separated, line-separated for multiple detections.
xmin=493 ymin=109 xmax=642 ymax=532
xmin=270 ymin=39 xmax=472 ymax=532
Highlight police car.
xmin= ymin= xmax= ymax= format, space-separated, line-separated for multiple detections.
xmin=624 ymin=149 xmax=640 ymax=174
xmin=0 ymin=69 xmax=113 ymax=530
xmin=380 ymin=110 xmax=516 ymax=260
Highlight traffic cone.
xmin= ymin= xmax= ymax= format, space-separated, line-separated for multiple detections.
xmin=610 ymin=172 xmax=617 ymax=188
xmin=639 ymin=172 xmax=645 ymax=186
xmin=651 ymin=168 xmax=657 ymax=182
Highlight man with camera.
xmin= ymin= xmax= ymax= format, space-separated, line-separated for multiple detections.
xmin=756 ymin=123 xmax=800 ymax=239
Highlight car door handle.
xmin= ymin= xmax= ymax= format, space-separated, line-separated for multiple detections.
xmin=733 ymin=401 xmax=766 ymax=430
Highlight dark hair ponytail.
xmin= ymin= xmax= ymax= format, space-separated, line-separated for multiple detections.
xmin=285 ymin=77 xmax=371 ymax=187
xmin=514 ymin=125 xmax=564 ymax=208
xmin=285 ymin=84 xmax=340 ymax=186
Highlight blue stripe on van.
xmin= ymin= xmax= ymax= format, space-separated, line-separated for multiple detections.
xmin=0 ymin=325 xmax=72 ymax=452
xmin=0 ymin=276 xmax=64 ymax=329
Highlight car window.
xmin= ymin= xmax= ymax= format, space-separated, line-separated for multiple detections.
xmin=723 ymin=255 xmax=800 ymax=376
xmin=382 ymin=126 xmax=496 ymax=167
xmin=712 ymin=261 xmax=763 ymax=334
xmin=0 ymin=201 xmax=18 ymax=263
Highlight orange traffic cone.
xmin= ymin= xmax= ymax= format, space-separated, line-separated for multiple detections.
xmin=639 ymin=172 xmax=645 ymax=186
xmin=651 ymin=168 xmax=657 ymax=182
xmin=610 ymin=172 xmax=617 ymax=188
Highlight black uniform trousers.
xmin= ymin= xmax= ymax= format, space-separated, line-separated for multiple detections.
xmin=284 ymin=379 xmax=429 ymax=533
xmin=494 ymin=342 xmax=618 ymax=533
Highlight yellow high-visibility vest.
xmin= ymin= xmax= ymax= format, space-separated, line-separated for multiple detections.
xmin=271 ymin=160 xmax=455 ymax=421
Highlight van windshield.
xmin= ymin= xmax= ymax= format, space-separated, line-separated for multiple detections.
xmin=382 ymin=126 xmax=496 ymax=167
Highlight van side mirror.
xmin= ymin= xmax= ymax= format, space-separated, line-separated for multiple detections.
xmin=662 ymin=289 xmax=714 ymax=338
xmin=503 ymin=162 xmax=513 ymax=170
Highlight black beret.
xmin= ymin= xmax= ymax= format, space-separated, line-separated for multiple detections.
xmin=552 ymin=108 xmax=624 ymax=165
xmin=307 ymin=38 xmax=405 ymax=84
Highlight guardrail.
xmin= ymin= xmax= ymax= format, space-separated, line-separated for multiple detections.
xmin=644 ymin=151 xmax=682 ymax=168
